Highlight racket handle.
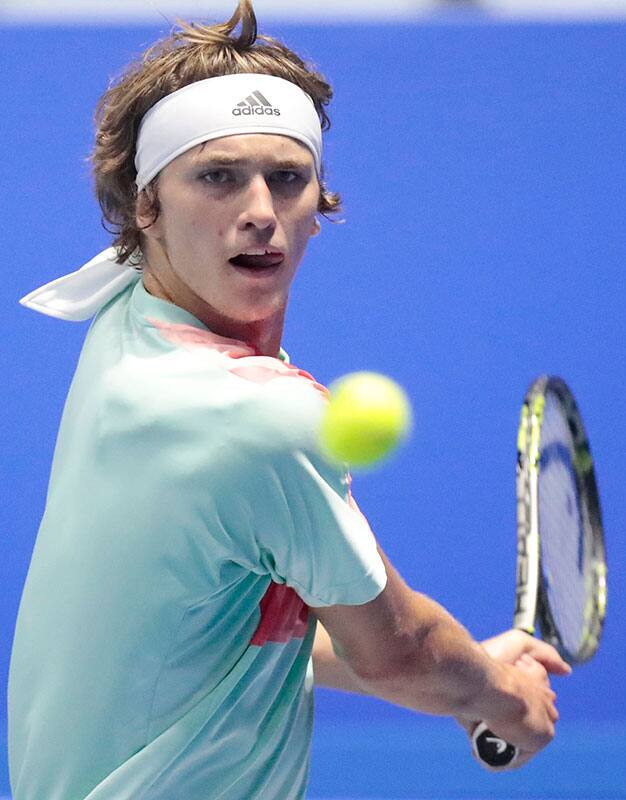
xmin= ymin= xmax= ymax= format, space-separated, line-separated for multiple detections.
xmin=471 ymin=722 xmax=519 ymax=769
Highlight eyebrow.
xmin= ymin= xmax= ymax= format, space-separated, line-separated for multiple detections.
xmin=193 ymin=152 xmax=312 ymax=171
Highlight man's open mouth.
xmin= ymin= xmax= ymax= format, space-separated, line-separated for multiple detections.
xmin=229 ymin=249 xmax=285 ymax=269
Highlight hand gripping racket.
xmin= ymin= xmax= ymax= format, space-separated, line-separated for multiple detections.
xmin=472 ymin=375 xmax=607 ymax=769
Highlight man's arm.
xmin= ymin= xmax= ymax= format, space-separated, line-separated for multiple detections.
xmin=312 ymin=618 xmax=370 ymax=694
xmin=312 ymin=611 xmax=571 ymax=696
xmin=310 ymin=546 xmax=560 ymax=757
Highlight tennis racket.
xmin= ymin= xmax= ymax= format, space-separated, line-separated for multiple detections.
xmin=471 ymin=375 xmax=607 ymax=769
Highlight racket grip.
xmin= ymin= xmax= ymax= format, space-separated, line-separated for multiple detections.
xmin=471 ymin=722 xmax=519 ymax=769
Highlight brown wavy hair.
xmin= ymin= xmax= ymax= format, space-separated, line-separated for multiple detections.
xmin=91 ymin=0 xmax=341 ymax=264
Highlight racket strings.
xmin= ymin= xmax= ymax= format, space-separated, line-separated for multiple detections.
xmin=537 ymin=392 xmax=589 ymax=658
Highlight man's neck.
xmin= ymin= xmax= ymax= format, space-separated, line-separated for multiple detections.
xmin=141 ymin=268 xmax=285 ymax=358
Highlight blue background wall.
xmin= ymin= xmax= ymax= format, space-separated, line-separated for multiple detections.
xmin=2 ymin=18 xmax=625 ymax=799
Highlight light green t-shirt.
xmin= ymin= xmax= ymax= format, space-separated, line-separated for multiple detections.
xmin=8 ymin=276 xmax=387 ymax=800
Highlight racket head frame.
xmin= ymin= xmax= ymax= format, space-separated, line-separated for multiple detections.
xmin=513 ymin=375 xmax=607 ymax=663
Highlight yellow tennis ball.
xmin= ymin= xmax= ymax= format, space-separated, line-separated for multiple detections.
xmin=319 ymin=372 xmax=412 ymax=468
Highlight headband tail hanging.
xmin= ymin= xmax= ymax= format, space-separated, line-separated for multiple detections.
xmin=19 ymin=248 xmax=140 ymax=322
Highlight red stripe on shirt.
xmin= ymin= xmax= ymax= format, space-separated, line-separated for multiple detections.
xmin=250 ymin=582 xmax=309 ymax=646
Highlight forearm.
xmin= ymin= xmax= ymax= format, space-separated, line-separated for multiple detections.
xmin=313 ymin=549 xmax=558 ymax=758
xmin=314 ymin=551 xmax=518 ymax=721
xmin=350 ymin=588 xmax=511 ymax=719
xmin=312 ymin=620 xmax=371 ymax=695
xmin=313 ymin=591 xmax=511 ymax=717
xmin=312 ymin=597 xmax=494 ymax=710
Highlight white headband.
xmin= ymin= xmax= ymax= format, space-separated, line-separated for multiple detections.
xmin=135 ymin=73 xmax=323 ymax=190
xmin=20 ymin=74 xmax=325 ymax=322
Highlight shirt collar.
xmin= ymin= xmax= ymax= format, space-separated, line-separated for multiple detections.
xmin=132 ymin=278 xmax=290 ymax=363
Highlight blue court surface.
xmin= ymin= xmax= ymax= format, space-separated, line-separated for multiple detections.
xmin=3 ymin=713 xmax=625 ymax=798
xmin=307 ymin=714 xmax=626 ymax=799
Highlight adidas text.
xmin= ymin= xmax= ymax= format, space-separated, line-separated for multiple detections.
xmin=232 ymin=106 xmax=281 ymax=117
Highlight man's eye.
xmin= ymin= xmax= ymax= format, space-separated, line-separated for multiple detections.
xmin=202 ymin=170 xmax=232 ymax=184
xmin=271 ymin=171 xmax=300 ymax=184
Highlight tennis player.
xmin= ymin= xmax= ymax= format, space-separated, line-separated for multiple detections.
xmin=8 ymin=3 xmax=571 ymax=799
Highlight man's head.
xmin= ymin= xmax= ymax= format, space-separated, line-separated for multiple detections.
xmin=91 ymin=0 xmax=341 ymax=265
xmin=135 ymin=131 xmax=321 ymax=330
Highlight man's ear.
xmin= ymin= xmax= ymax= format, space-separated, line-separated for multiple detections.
xmin=310 ymin=217 xmax=321 ymax=237
xmin=135 ymin=186 xmax=162 ymax=240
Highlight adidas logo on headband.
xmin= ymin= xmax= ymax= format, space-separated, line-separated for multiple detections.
xmin=232 ymin=90 xmax=281 ymax=117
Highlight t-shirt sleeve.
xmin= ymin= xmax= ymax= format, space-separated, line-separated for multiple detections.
xmin=212 ymin=379 xmax=388 ymax=607
xmin=252 ymin=449 xmax=386 ymax=607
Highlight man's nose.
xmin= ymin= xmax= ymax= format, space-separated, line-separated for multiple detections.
xmin=237 ymin=176 xmax=277 ymax=231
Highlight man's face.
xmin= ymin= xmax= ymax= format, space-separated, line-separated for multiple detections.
xmin=139 ymin=133 xmax=321 ymax=325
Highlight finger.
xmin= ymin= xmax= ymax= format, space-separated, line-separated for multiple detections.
xmin=515 ymin=654 xmax=551 ymax=686
xmin=546 ymin=700 xmax=559 ymax=723
xmin=525 ymin=653 xmax=550 ymax=683
xmin=540 ymin=682 xmax=557 ymax=703
xmin=524 ymin=640 xmax=572 ymax=675
xmin=538 ymin=687 xmax=559 ymax=724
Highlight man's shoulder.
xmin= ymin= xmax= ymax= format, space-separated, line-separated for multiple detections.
xmin=100 ymin=346 xmax=242 ymax=422
xmin=100 ymin=347 xmax=325 ymax=452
